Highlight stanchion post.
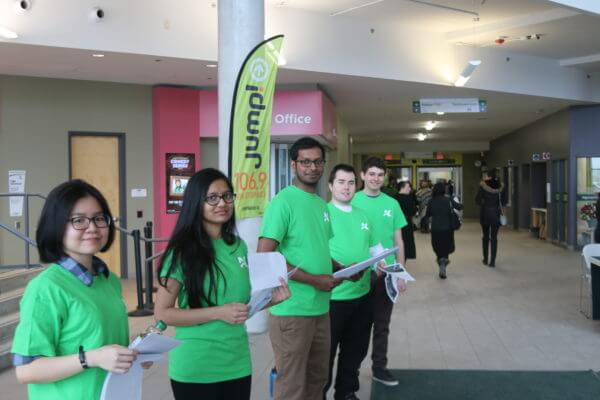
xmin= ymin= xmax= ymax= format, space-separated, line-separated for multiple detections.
xmin=143 ymin=221 xmax=154 ymax=310
xmin=128 ymin=229 xmax=153 ymax=317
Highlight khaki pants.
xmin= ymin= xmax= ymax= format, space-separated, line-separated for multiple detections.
xmin=269 ymin=313 xmax=330 ymax=400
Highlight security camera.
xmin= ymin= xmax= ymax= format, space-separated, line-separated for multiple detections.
xmin=526 ymin=33 xmax=541 ymax=40
xmin=14 ymin=0 xmax=32 ymax=13
xmin=89 ymin=7 xmax=105 ymax=22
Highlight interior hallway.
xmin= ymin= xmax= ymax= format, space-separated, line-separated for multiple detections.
xmin=1 ymin=220 xmax=599 ymax=399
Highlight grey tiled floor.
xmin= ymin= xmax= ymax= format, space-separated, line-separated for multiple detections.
xmin=2 ymin=221 xmax=599 ymax=399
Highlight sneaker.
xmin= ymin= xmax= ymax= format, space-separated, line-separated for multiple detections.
xmin=372 ymin=368 xmax=399 ymax=386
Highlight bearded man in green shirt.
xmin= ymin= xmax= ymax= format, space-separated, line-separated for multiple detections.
xmin=351 ymin=157 xmax=408 ymax=387
xmin=258 ymin=137 xmax=345 ymax=400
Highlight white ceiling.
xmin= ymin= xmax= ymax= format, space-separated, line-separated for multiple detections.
xmin=0 ymin=0 xmax=599 ymax=147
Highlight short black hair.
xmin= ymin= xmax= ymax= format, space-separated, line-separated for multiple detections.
xmin=36 ymin=179 xmax=115 ymax=263
xmin=289 ymin=137 xmax=325 ymax=161
xmin=362 ymin=157 xmax=386 ymax=173
xmin=432 ymin=182 xmax=446 ymax=197
xmin=328 ymin=163 xmax=356 ymax=184
xmin=398 ymin=180 xmax=412 ymax=191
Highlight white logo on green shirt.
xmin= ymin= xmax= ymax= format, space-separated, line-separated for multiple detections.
xmin=383 ymin=210 xmax=392 ymax=217
xmin=324 ymin=212 xmax=330 ymax=222
xmin=361 ymin=222 xmax=369 ymax=230
xmin=237 ymin=256 xmax=248 ymax=269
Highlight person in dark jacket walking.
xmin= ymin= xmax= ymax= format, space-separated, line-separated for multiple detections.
xmin=475 ymin=169 xmax=504 ymax=267
xmin=426 ymin=183 xmax=463 ymax=279
xmin=594 ymin=192 xmax=600 ymax=244
xmin=397 ymin=181 xmax=417 ymax=260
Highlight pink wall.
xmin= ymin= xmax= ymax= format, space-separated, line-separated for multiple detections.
xmin=152 ymin=87 xmax=201 ymax=242
xmin=198 ymin=90 xmax=332 ymax=139
xmin=153 ymin=87 xmax=337 ymax=240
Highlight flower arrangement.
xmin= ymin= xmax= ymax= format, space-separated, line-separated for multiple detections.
xmin=580 ymin=203 xmax=597 ymax=221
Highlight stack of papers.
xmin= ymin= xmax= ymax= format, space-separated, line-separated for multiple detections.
xmin=100 ymin=333 xmax=180 ymax=400
xmin=380 ymin=263 xmax=415 ymax=303
xmin=332 ymin=247 xmax=398 ymax=279
xmin=247 ymin=252 xmax=288 ymax=317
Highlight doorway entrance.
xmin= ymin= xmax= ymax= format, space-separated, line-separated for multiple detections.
xmin=69 ymin=133 xmax=126 ymax=277
xmin=416 ymin=166 xmax=463 ymax=199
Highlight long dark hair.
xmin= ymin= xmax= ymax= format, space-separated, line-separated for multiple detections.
xmin=158 ymin=168 xmax=238 ymax=308
xmin=37 ymin=179 xmax=115 ymax=263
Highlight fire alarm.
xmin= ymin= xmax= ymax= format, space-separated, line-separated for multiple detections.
xmin=495 ymin=37 xmax=505 ymax=45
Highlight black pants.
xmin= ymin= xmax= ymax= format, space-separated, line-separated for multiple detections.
xmin=170 ymin=375 xmax=251 ymax=400
xmin=324 ymin=293 xmax=373 ymax=399
xmin=481 ymin=224 xmax=500 ymax=262
xmin=371 ymin=275 xmax=394 ymax=371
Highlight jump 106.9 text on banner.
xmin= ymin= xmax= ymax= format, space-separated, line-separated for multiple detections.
xmin=234 ymin=171 xmax=268 ymax=192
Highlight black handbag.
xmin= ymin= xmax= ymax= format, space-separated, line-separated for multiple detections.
xmin=450 ymin=199 xmax=462 ymax=230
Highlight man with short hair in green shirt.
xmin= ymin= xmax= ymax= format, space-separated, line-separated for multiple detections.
xmin=258 ymin=137 xmax=344 ymax=400
xmin=324 ymin=163 xmax=381 ymax=400
xmin=351 ymin=157 xmax=408 ymax=387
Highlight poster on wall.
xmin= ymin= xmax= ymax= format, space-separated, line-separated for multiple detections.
xmin=229 ymin=35 xmax=284 ymax=219
xmin=8 ymin=170 xmax=26 ymax=217
xmin=166 ymin=153 xmax=195 ymax=214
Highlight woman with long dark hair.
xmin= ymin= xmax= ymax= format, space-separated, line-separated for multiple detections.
xmin=12 ymin=180 xmax=135 ymax=399
xmin=155 ymin=168 xmax=289 ymax=400
xmin=426 ymin=182 xmax=463 ymax=279
xmin=397 ymin=181 xmax=417 ymax=260
xmin=475 ymin=169 xmax=504 ymax=267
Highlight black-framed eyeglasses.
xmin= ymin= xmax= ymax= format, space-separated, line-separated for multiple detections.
xmin=205 ymin=191 xmax=236 ymax=206
xmin=68 ymin=215 xmax=111 ymax=230
xmin=296 ymin=158 xmax=325 ymax=168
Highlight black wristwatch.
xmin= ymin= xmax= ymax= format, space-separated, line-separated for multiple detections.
xmin=78 ymin=346 xmax=89 ymax=369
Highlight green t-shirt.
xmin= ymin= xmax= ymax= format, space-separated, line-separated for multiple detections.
xmin=328 ymin=203 xmax=376 ymax=301
xmin=12 ymin=264 xmax=129 ymax=400
xmin=351 ymin=191 xmax=408 ymax=265
xmin=160 ymin=238 xmax=252 ymax=383
xmin=260 ymin=185 xmax=333 ymax=316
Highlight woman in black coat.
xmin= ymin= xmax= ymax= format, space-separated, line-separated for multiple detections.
xmin=397 ymin=181 xmax=417 ymax=260
xmin=475 ymin=169 xmax=504 ymax=267
xmin=426 ymin=182 xmax=463 ymax=279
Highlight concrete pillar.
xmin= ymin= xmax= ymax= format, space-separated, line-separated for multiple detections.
xmin=218 ymin=0 xmax=265 ymax=174
xmin=217 ymin=0 xmax=265 ymax=264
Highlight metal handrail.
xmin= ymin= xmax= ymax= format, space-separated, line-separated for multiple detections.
xmin=0 ymin=193 xmax=46 ymax=269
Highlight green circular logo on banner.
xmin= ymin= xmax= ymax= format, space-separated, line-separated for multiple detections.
xmin=250 ymin=57 xmax=269 ymax=82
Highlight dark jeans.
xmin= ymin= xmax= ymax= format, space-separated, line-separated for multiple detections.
xmin=170 ymin=375 xmax=251 ymax=400
xmin=481 ymin=224 xmax=500 ymax=262
xmin=371 ymin=275 xmax=394 ymax=371
xmin=324 ymin=293 xmax=373 ymax=399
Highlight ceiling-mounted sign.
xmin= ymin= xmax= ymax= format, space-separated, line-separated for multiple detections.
xmin=532 ymin=153 xmax=541 ymax=161
xmin=542 ymin=152 xmax=552 ymax=160
xmin=412 ymin=98 xmax=487 ymax=113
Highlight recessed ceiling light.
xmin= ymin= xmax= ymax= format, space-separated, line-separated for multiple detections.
xmin=417 ymin=133 xmax=427 ymax=141
xmin=92 ymin=53 xmax=105 ymax=58
xmin=437 ymin=112 xmax=445 ymax=115
xmin=0 ymin=26 xmax=18 ymax=39
xmin=206 ymin=64 xmax=217 ymax=68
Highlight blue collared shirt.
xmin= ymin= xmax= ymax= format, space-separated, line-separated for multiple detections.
xmin=12 ymin=256 xmax=110 ymax=367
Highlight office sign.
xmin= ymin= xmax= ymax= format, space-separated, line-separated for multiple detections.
xmin=413 ymin=98 xmax=487 ymax=113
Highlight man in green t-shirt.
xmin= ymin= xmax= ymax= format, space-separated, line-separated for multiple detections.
xmin=351 ymin=157 xmax=408 ymax=387
xmin=258 ymin=137 xmax=344 ymax=400
xmin=324 ymin=163 xmax=382 ymax=400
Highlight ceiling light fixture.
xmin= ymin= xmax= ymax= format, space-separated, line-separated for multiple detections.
xmin=417 ymin=133 xmax=427 ymax=141
xmin=425 ymin=121 xmax=437 ymax=131
xmin=0 ymin=26 xmax=18 ymax=39
xmin=437 ymin=111 xmax=445 ymax=115
xmin=206 ymin=63 xmax=217 ymax=68
xmin=92 ymin=53 xmax=105 ymax=58
xmin=455 ymin=59 xmax=481 ymax=87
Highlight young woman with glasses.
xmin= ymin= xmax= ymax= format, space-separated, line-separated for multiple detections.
xmin=12 ymin=180 xmax=136 ymax=399
xmin=155 ymin=168 xmax=289 ymax=400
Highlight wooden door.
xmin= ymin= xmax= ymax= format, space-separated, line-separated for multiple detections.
xmin=70 ymin=135 xmax=122 ymax=276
